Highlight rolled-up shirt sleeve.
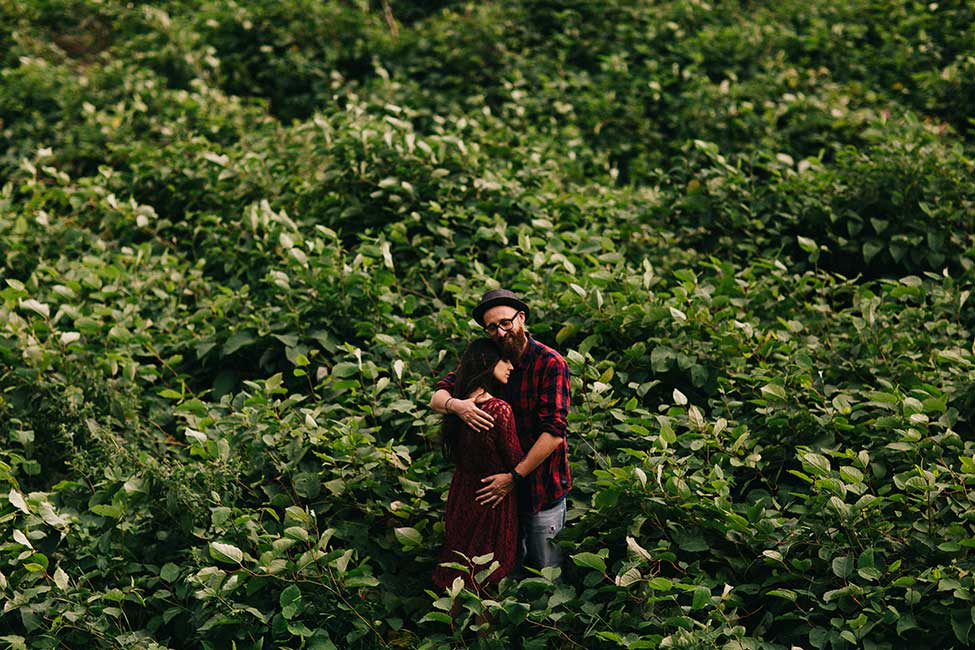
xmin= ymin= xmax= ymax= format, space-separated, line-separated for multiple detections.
xmin=435 ymin=371 xmax=457 ymax=395
xmin=537 ymin=356 xmax=570 ymax=438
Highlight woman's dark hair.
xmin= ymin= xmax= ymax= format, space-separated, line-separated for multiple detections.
xmin=442 ymin=338 xmax=507 ymax=460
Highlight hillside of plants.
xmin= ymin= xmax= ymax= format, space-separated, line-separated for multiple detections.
xmin=2 ymin=0 xmax=975 ymax=648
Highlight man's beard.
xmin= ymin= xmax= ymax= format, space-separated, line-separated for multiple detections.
xmin=499 ymin=328 xmax=528 ymax=363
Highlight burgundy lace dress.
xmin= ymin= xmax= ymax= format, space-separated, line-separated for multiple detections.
xmin=432 ymin=398 xmax=523 ymax=590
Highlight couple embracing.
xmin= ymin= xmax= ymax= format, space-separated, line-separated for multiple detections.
xmin=430 ymin=289 xmax=571 ymax=589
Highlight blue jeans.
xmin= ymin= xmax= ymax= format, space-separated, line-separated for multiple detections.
xmin=519 ymin=499 xmax=566 ymax=571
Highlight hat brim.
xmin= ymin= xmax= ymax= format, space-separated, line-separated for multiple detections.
xmin=473 ymin=297 xmax=530 ymax=327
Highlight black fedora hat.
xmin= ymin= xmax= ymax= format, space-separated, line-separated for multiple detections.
xmin=472 ymin=289 xmax=530 ymax=327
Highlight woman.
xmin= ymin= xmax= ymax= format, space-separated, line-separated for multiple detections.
xmin=432 ymin=339 xmax=523 ymax=590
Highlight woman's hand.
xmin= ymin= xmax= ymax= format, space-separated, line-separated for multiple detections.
xmin=450 ymin=398 xmax=494 ymax=432
xmin=476 ymin=472 xmax=514 ymax=508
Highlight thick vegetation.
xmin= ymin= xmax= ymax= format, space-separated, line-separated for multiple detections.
xmin=2 ymin=1 xmax=974 ymax=649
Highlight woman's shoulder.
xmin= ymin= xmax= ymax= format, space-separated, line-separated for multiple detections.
xmin=480 ymin=397 xmax=513 ymax=415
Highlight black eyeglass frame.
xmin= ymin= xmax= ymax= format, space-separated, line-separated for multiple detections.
xmin=483 ymin=311 xmax=523 ymax=335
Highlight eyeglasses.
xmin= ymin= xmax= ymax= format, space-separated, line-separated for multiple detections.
xmin=484 ymin=312 xmax=522 ymax=335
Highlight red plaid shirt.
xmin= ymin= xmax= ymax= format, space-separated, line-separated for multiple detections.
xmin=436 ymin=336 xmax=571 ymax=513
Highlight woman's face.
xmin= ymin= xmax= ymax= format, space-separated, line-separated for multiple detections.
xmin=493 ymin=358 xmax=514 ymax=384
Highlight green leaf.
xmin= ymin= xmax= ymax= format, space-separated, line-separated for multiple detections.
xmin=331 ymin=362 xmax=359 ymax=378
xmin=650 ymin=346 xmax=675 ymax=373
xmin=857 ymin=567 xmax=882 ymax=581
xmin=292 ymin=473 xmax=321 ymax=499
xmin=394 ymin=527 xmax=422 ymax=547
xmin=862 ymin=240 xmax=884 ymax=263
xmin=288 ymin=621 xmax=314 ymax=637
xmin=273 ymin=333 xmax=300 ymax=348
xmin=344 ymin=574 xmax=380 ymax=588
xmin=594 ymin=489 xmax=620 ymax=509
xmin=571 ymin=552 xmax=607 ymax=573
xmin=265 ymin=372 xmax=284 ymax=391
xmin=474 ymin=560 xmax=501 ymax=583
xmin=504 ymin=600 xmax=531 ymax=625
xmin=280 ymin=585 xmax=301 ymax=620
xmin=323 ymin=478 xmax=346 ymax=495
xmin=19 ymin=299 xmax=50 ymax=318
xmin=648 ymin=577 xmax=672 ymax=591
xmin=333 ymin=549 xmax=354 ymax=574
xmin=797 ymin=235 xmax=818 ymax=253
xmin=160 ymin=563 xmax=180 ymax=582
xmin=211 ymin=506 xmax=232 ymax=528
xmin=831 ymin=394 xmax=853 ymax=414
xmin=7 ymin=489 xmax=30 ymax=515
xmin=12 ymin=529 xmax=32 ymax=549
xmin=801 ymin=452 xmax=831 ymax=476
xmin=691 ymin=586 xmax=711 ymax=609
xmin=284 ymin=526 xmax=309 ymax=542
xmin=809 ymin=627 xmax=829 ymax=649
xmin=659 ymin=421 xmax=677 ymax=444
xmin=556 ymin=323 xmax=577 ymax=344
xmin=419 ymin=612 xmax=453 ymax=625
xmin=209 ymin=542 xmax=244 ymax=564
xmin=767 ymin=588 xmax=797 ymax=602
xmin=626 ymin=536 xmax=653 ymax=562
xmin=673 ymin=530 xmax=709 ymax=551
xmin=896 ymin=615 xmax=919 ymax=635
xmin=548 ymin=585 xmax=575 ymax=608
xmin=0 ymin=636 xmax=27 ymax=650
xmin=540 ymin=566 xmax=562 ymax=582
xmin=616 ymin=567 xmax=641 ymax=587
xmin=53 ymin=567 xmax=69 ymax=590
xmin=857 ymin=549 xmax=876 ymax=569
xmin=471 ymin=553 xmax=494 ymax=566
xmin=831 ymin=555 xmax=853 ymax=579
xmin=40 ymin=501 xmax=68 ymax=528
xmin=90 ymin=503 xmax=123 ymax=518
xmin=223 ymin=331 xmax=257 ymax=355
xmin=760 ymin=383 xmax=787 ymax=400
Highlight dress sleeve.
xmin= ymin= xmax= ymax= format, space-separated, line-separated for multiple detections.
xmin=493 ymin=401 xmax=524 ymax=470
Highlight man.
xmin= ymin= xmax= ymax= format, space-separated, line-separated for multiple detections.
xmin=430 ymin=289 xmax=571 ymax=570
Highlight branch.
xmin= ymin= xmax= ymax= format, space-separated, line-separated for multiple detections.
xmin=380 ymin=0 xmax=399 ymax=40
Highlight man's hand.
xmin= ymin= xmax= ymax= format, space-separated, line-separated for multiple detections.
xmin=476 ymin=472 xmax=514 ymax=508
xmin=451 ymin=398 xmax=494 ymax=432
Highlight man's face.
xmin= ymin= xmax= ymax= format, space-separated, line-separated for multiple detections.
xmin=483 ymin=305 xmax=527 ymax=360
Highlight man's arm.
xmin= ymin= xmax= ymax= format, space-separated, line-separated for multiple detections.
xmin=430 ymin=388 xmax=495 ymax=431
xmin=476 ymin=433 xmax=563 ymax=507
xmin=476 ymin=355 xmax=570 ymax=507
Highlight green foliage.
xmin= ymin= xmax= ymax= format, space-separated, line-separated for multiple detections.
xmin=2 ymin=0 xmax=975 ymax=648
